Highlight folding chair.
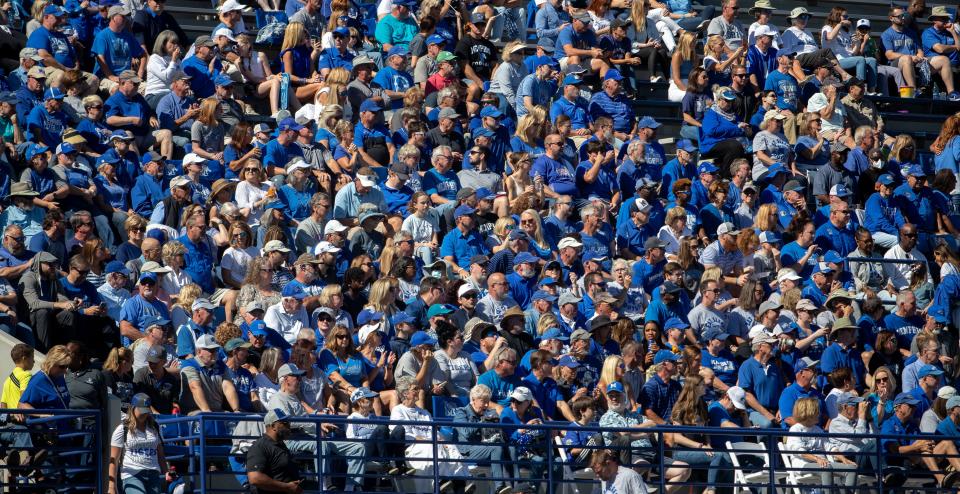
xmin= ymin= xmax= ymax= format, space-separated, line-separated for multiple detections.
xmin=554 ymin=436 xmax=598 ymax=494
xmin=725 ymin=441 xmax=788 ymax=494
xmin=775 ymin=441 xmax=820 ymax=494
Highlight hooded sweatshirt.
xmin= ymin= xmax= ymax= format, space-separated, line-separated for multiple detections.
xmin=19 ymin=255 xmax=67 ymax=310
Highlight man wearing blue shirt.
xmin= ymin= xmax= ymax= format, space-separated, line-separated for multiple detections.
xmin=477 ymin=347 xmax=522 ymax=406
xmin=175 ymin=298 xmax=216 ymax=358
xmin=91 ymin=5 xmax=146 ymax=86
xmin=764 ymin=48 xmax=799 ymax=113
xmin=318 ymin=27 xmax=355 ymax=78
xmin=440 ymin=204 xmax=489 ymax=270
xmin=556 ymin=11 xmax=606 ymax=74
xmin=820 ymin=317 xmax=867 ymax=392
xmin=550 ymin=75 xmax=590 ymax=132
xmin=119 ymin=272 xmax=171 ymax=346
xmin=778 ymin=357 xmax=825 ymax=428
xmin=15 ymin=67 xmax=44 ymax=126
xmin=616 ymin=199 xmax=657 ymax=259
xmin=353 ymin=99 xmax=394 ymax=167
xmin=156 ymin=71 xmax=198 ymax=147
xmin=104 ymin=70 xmax=172 ymax=158
xmin=814 ymin=203 xmax=857 ymax=257
xmin=922 ymin=7 xmax=960 ymax=69
xmin=640 ymin=351 xmax=682 ymax=424
xmin=25 ymin=87 xmax=68 ymax=146
xmin=179 ymin=215 xmax=218 ymax=296
xmin=182 ymin=36 xmax=220 ymax=99
xmin=576 ymin=140 xmax=619 ymax=203
xmin=130 ymin=152 xmax=167 ymax=217
xmin=372 ymin=45 xmax=413 ymax=111
xmin=589 ymin=69 xmax=636 ymax=138
xmin=662 ymin=140 xmax=698 ymax=201
xmin=701 ymin=327 xmax=738 ymax=387
xmin=262 ymin=117 xmax=305 ymax=176
xmin=746 ymin=25 xmax=778 ymax=91
xmin=737 ymin=334 xmax=783 ymax=428
xmin=516 ymin=56 xmax=556 ymax=118
xmin=27 ymin=5 xmax=92 ymax=88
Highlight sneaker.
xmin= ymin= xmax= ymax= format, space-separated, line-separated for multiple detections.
xmin=496 ymin=486 xmax=513 ymax=494
xmin=949 ymin=92 xmax=960 ymax=101
xmin=696 ymin=19 xmax=710 ymax=32
xmin=942 ymin=471 xmax=960 ymax=488
xmin=650 ymin=76 xmax=663 ymax=83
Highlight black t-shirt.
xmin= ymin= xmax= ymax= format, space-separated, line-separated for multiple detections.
xmin=133 ymin=367 xmax=181 ymax=415
xmin=246 ymin=435 xmax=300 ymax=493
xmin=455 ymin=35 xmax=497 ymax=81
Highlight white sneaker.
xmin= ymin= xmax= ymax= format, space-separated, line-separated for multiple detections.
xmin=650 ymin=76 xmax=663 ymax=83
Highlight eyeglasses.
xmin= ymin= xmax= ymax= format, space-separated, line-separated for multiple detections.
xmin=244 ymin=168 xmax=259 ymax=172
xmin=876 ymin=377 xmax=889 ymax=382
xmin=131 ymin=227 xmax=146 ymax=233
xmin=733 ymin=73 xmax=747 ymax=78
xmin=79 ymin=222 xmax=94 ymax=227
xmin=709 ymin=288 xmax=721 ymax=293
xmin=903 ymin=233 xmax=918 ymax=238
xmin=335 ymin=334 xmax=349 ymax=339
xmin=461 ymin=293 xmax=478 ymax=299
xmin=547 ymin=142 xmax=562 ymax=146
xmin=233 ymin=232 xmax=249 ymax=238
xmin=5 ymin=235 xmax=24 ymax=243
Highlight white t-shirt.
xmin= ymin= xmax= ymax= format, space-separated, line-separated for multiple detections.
xmin=221 ymin=246 xmax=258 ymax=282
xmin=390 ymin=404 xmax=433 ymax=439
xmin=346 ymin=411 xmax=379 ymax=439
xmin=820 ymin=25 xmax=853 ymax=58
xmin=255 ymin=373 xmax=280 ymax=405
xmin=402 ymin=212 xmax=440 ymax=244
xmin=110 ymin=425 xmax=162 ymax=479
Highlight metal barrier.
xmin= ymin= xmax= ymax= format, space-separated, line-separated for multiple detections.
xmin=155 ymin=412 xmax=960 ymax=494
xmin=0 ymin=408 xmax=103 ymax=493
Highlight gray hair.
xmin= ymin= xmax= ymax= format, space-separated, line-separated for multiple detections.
xmin=219 ymin=201 xmax=239 ymax=218
xmin=854 ymin=125 xmax=874 ymax=145
xmin=431 ymin=145 xmax=453 ymax=165
xmin=437 ymin=87 xmax=458 ymax=104
xmin=496 ymin=347 xmax=517 ymax=363
xmin=470 ymin=384 xmax=493 ymax=401
xmin=626 ymin=139 xmax=644 ymax=158
xmin=152 ymin=30 xmax=180 ymax=58
xmin=393 ymin=230 xmax=413 ymax=243
xmin=396 ymin=376 xmax=419 ymax=396
xmin=309 ymin=192 xmax=330 ymax=209
xmin=69 ymin=210 xmax=92 ymax=230
xmin=581 ymin=204 xmax=599 ymax=219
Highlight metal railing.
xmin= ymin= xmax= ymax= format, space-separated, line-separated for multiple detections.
xmin=0 ymin=408 xmax=103 ymax=493
xmin=153 ymin=412 xmax=960 ymax=494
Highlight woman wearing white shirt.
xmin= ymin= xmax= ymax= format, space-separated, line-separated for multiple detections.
xmin=235 ymin=160 xmax=271 ymax=229
xmin=144 ymin=30 xmax=182 ymax=109
xmin=658 ymin=207 xmax=693 ymax=257
xmin=488 ymin=42 xmax=529 ymax=113
xmin=820 ymin=7 xmax=877 ymax=93
xmin=158 ymin=241 xmax=192 ymax=298
xmin=221 ymin=222 xmax=258 ymax=289
xmin=108 ymin=394 xmax=168 ymax=494
xmin=784 ymin=397 xmax=858 ymax=491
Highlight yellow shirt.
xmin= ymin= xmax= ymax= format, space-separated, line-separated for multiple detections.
xmin=1 ymin=367 xmax=32 ymax=408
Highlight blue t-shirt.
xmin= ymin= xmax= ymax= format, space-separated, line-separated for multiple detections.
xmin=923 ymin=27 xmax=960 ymax=64
xmin=882 ymin=27 xmax=921 ymax=57
xmin=372 ymin=66 xmax=413 ymax=110
xmin=319 ymin=349 xmax=372 ymax=387
xmin=737 ymin=357 xmax=783 ymax=412
xmin=27 ymin=26 xmax=76 ymax=68
xmin=702 ymin=349 xmax=737 ymax=386
xmin=531 ymin=155 xmax=577 ymax=196
xmin=421 ymin=168 xmax=460 ymax=201
xmin=575 ymin=160 xmax=619 ymax=201
xmin=119 ymin=294 xmax=171 ymax=345
xmin=883 ymin=312 xmax=925 ymax=348
xmin=262 ymin=139 xmax=304 ymax=169
xmin=764 ymin=70 xmax=799 ymax=112
xmin=477 ymin=369 xmax=522 ymax=406
xmin=91 ymin=27 xmax=144 ymax=76
xmin=104 ymin=90 xmax=152 ymax=136
xmin=178 ymin=234 xmax=215 ymax=293
xmin=25 ymin=105 xmax=67 ymax=146
xmin=182 ymin=55 xmax=220 ymax=99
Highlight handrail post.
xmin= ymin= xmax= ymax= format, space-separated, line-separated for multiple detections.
xmin=767 ymin=431 xmax=775 ymax=492
xmin=316 ymin=417 xmax=323 ymax=489
xmin=432 ymin=423 xmax=440 ymax=494
xmin=199 ymin=413 xmax=207 ymax=494
xmin=96 ymin=410 xmax=103 ymax=494
xmin=546 ymin=426 xmax=554 ymax=494
xmin=658 ymin=430 xmax=666 ymax=493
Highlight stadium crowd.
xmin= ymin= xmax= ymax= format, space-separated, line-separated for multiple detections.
xmin=3 ymin=0 xmax=960 ymax=491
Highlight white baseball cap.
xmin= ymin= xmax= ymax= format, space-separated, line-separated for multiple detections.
xmin=314 ymin=241 xmax=341 ymax=255
xmin=457 ymin=284 xmax=478 ymax=298
xmin=558 ymin=237 xmax=583 ymax=249
xmin=509 ymin=386 xmax=533 ymax=402
xmin=324 ymin=220 xmax=348 ymax=235
xmin=727 ymin=386 xmax=747 ymax=410
xmin=217 ymin=0 xmax=251 ymax=12
xmin=213 ymin=27 xmax=237 ymax=41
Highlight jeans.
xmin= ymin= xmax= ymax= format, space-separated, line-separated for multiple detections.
xmin=322 ymin=439 xmax=366 ymax=488
xmin=680 ymin=124 xmax=700 ymax=142
xmin=872 ymin=231 xmax=898 ymax=249
xmin=748 ymin=410 xmax=774 ymax=429
xmin=672 ymin=449 xmax=732 ymax=485
xmin=459 ymin=444 xmax=508 ymax=488
xmin=675 ymin=5 xmax=716 ymax=31
xmin=121 ymin=470 xmax=162 ymax=494
xmin=794 ymin=459 xmax=857 ymax=493
xmin=838 ymin=56 xmax=878 ymax=89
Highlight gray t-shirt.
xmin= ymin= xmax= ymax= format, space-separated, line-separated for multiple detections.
xmin=180 ymin=362 xmax=226 ymax=413
xmin=267 ymin=390 xmax=315 ymax=435
xmin=190 ymin=121 xmax=226 ymax=154
xmin=457 ymin=169 xmax=503 ymax=193
xmin=394 ymin=352 xmax=445 ymax=385
xmin=707 ymin=16 xmax=745 ymax=50
xmin=413 ymin=54 xmax=436 ymax=85
xmin=601 ymin=466 xmax=649 ymax=494
xmin=475 ymin=294 xmax=519 ymax=325
xmin=433 ymin=350 xmax=479 ymax=397
xmin=687 ymin=304 xmax=727 ymax=341
xmin=752 ymin=131 xmax=792 ymax=173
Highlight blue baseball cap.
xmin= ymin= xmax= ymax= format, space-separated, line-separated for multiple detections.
xmin=426 ymin=34 xmax=445 ymax=45
xmin=358 ymin=99 xmax=382 ymax=113
xmin=654 ymin=350 xmax=681 ymax=364
xmin=701 ymin=327 xmax=730 ymax=343
xmin=539 ymin=277 xmax=558 ymax=287
xmin=793 ymin=357 xmax=819 ymax=374
xmin=776 ymin=47 xmax=796 ymax=58
xmin=540 ymin=328 xmax=568 ymax=341
xmin=410 ymin=331 xmax=438 ymax=347
xmin=606 ymin=381 xmax=625 ymax=394
xmin=758 ymin=231 xmax=780 ymax=244
xmin=55 ymin=142 xmax=75 ymax=155
xmin=919 ymin=364 xmax=945 ymax=379
xmin=637 ymin=116 xmax=661 ymax=129
xmin=473 ymin=127 xmax=495 ymax=139
xmin=829 ymin=183 xmax=852 ymax=197
xmin=475 ymin=187 xmax=496 ymax=200
xmin=562 ymin=74 xmax=584 ymax=86
xmin=138 ymin=271 xmax=158 ymax=283
xmin=426 ymin=304 xmax=455 ymax=318
xmin=480 ymin=106 xmax=504 ymax=118
xmin=676 ymin=139 xmax=697 ymax=153
xmin=719 ymin=88 xmax=737 ymax=100
xmin=105 ymin=260 xmax=130 ymax=276
xmin=697 ymin=161 xmax=719 ymax=174
xmin=131 ymin=393 xmax=152 ymax=413
xmin=454 ymin=204 xmax=476 ymax=219
xmin=894 ymin=392 xmax=920 ymax=407
xmin=25 ymin=143 xmax=48 ymax=161
xmin=141 ymin=314 xmax=170 ymax=330
xmin=531 ymin=290 xmax=557 ymax=302
xmin=214 ymin=74 xmax=235 ymax=87
xmin=823 ymin=250 xmax=843 ymax=264
xmin=43 ymin=4 xmax=65 ymax=16
xmin=812 ymin=262 xmax=834 ymax=275
xmin=907 ymin=165 xmax=926 ymax=177
xmin=387 ymin=45 xmax=409 ymax=58
xmin=277 ymin=117 xmax=303 ymax=132
xmin=44 ymin=87 xmax=65 ymax=100
xmin=391 ymin=311 xmax=416 ymax=326
xmin=877 ymin=174 xmax=896 ymax=186
xmin=357 ymin=309 xmax=384 ymax=326
xmin=557 ymin=355 xmax=581 ymax=368
xmin=513 ymin=251 xmax=539 ymax=265
xmin=249 ymin=320 xmax=268 ymax=337
xmin=765 ymin=162 xmax=788 ymax=178
xmin=663 ymin=317 xmax=689 ymax=331
xmin=332 ymin=26 xmax=350 ymax=37
xmin=108 ymin=129 xmax=133 ymax=141
xmin=931 ymin=306 xmax=950 ymax=324
xmin=281 ymin=283 xmax=307 ymax=300
xmin=604 ymin=69 xmax=624 ymax=81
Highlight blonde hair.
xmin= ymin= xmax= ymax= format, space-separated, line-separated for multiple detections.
xmin=537 ymin=313 xmax=559 ymax=336
xmin=793 ymin=397 xmax=821 ymax=425
xmin=161 ymin=240 xmax=187 ymax=266
xmin=175 ymin=283 xmax=203 ymax=313
xmin=103 ymin=347 xmax=133 ymax=374
xmin=520 ymin=209 xmax=549 ymax=250
xmin=701 ymin=266 xmax=722 ymax=284
xmin=281 ymin=22 xmax=307 ymax=52
xmin=317 ymin=104 xmax=343 ymax=132
xmin=366 ymin=278 xmax=398 ymax=315
xmin=631 ymin=0 xmax=648 ymax=31
xmin=493 ymin=217 xmax=517 ymax=238
xmin=318 ymin=68 xmax=350 ymax=106
xmin=197 ymin=97 xmax=220 ymax=126
xmin=502 ymin=41 xmax=523 ymax=62
xmin=676 ymin=31 xmax=697 ymax=62
xmin=41 ymin=345 xmax=72 ymax=374
xmin=754 ymin=203 xmax=779 ymax=232
xmin=318 ymin=284 xmax=343 ymax=308
xmin=599 ymin=355 xmax=625 ymax=391
xmin=666 ymin=206 xmax=688 ymax=228
xmin=260 ymin=347 xmax=283 ymax=383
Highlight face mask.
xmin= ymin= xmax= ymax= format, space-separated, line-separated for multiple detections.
xmin=872 ymin=159 xmax=884 ymax=169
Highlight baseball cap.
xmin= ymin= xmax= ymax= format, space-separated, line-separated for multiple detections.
xmin=716 ymin=222 xmax=740 ymax=236
xmin=249 ymin=320 xmax=269 ymax=337
xmin=323 ymin=220 xmax=348 ymax=235
xmin=919 ymin=364 xmax=945 ymax=379
xmin=225 ymin=338 xmax=252 ymax=353
xmin=277 ymin=363 xmax=306 ymax=379
xmin=358 ymin=324 xmax=383 ymax=345
xmin=758 ymin=231 xmax=780 ymax=244
xmin=195 ymin=334 xmax=220 ymax=350
xmin=191 ymin=298 xmax=216 ymax=311
xmin=654 ymin=350 xmax=681 ymax=364
xmin=470 ymin=255 xmax=490 ymax=266
xmin=727 ymin=386 xmax=747 ymax=410
xmin=510 ymin=386 xmax=534 ymax=402
xmin=663 ymin=317 xmax=689 ymax=331
xmin=604 ymin=69 xmax=624 ymax=81
xmin=105 ymin=260 xmax=130 ymax=276
xmin=350 ymin=386 xmax=378 ymax=403
xmin=697 ymin=161 xmax=719 ymax=175
xmin=281 ymin=283 xmax=307 ymax=300
xmin=264 ymin=408 xmax=290 ymax=426
xmin=391 ymin=312 xmax=416 ymax=326
xmin=557 ymin=355 xmax=581 ymax=368
xmin=426 ymin=34 xmax=445 ymax=46
xmin=387 ymin=45 xmax=410 ymax=59
xmin=758 ymin=300 xmax=783 ymax=315
xmin=457 ymin=284 xmax=479 ymax=299
xmin=830 ymin=183 xmax=852 ymax=197
xmin=44 ymin=87 xmax=65 ymax=100
xmin=513 ymin=251 xmax=539 ymax=265
xmin=131 ymin=393 xmax=152 ymax=414
xmin=357 ymin=309 xmax=384 ymax=326
xmin=454 ymin=204 xmax=476 ymax=219
xmin=701 ymin=327 xmax=730 ymax=343
xmin=559 ymin=292 xmax=582 ymax=307
xmin=277 ymin=117 xmax=303 ymax=132
xmin=894 ymin=393 xmax=920 ymax=407
xmin=637 ymin=116 xmax=661 ymax=129
xmin=569 ymin=328 xmax=591 ymax=342
xmin=793 ymin=357 xmax=819 ymax=374
xmin=676 ymin=139 xmax=697 ymax=153
xmin=661 ymin=281 xmax=682 ymax=294
xmin=557 ymin=237 xmax=583 ymax=249
xmin=436 ymin=51 xmax=457 ymax=63
xmin=146 ymin=345 xmax=167 ymax=363
xmin=777 ymin=268 xmax=802 ymax=283
xmin=877 ymin=174 xmax=896 ymax=186
xmin=540 ymin=328 xmax=568 ymax=341
xmin=426 ymin=304 xmax=455 ymax=318
xmin=410 ymin=331 xmax=438 ymax=347
xmin=480 ymin=106 xmax=504 ymax=118
xmin=606 ymin=382 xmax=625 ymax=394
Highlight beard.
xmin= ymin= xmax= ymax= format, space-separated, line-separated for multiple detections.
xmin=608 ymin=401 xmax=627 ymax=414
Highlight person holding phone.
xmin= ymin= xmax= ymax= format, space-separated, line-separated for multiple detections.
xmin=246 ymin=409 xmax=306 ymax=494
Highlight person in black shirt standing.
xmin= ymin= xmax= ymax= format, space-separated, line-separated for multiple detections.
xmin=455 ymin=19 xmax=498 ymax=102
xmin=246 ymin=409 xmax=304 ymax=494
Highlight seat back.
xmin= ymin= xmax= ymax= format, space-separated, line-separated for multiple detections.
xmin=554 ymin=435 xmax=576 ymax=480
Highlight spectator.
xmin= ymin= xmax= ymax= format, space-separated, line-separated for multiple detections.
xmin=179 ymin=334 xmax=239 ymax=413
xmin=107 ymin=393 xmax=168 ymax=494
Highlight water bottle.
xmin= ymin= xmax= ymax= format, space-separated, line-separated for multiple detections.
xmin=534 ymin=171 xmax=544 ymax=195
xmin=279 ymin=72 xmax=290 ymax=112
